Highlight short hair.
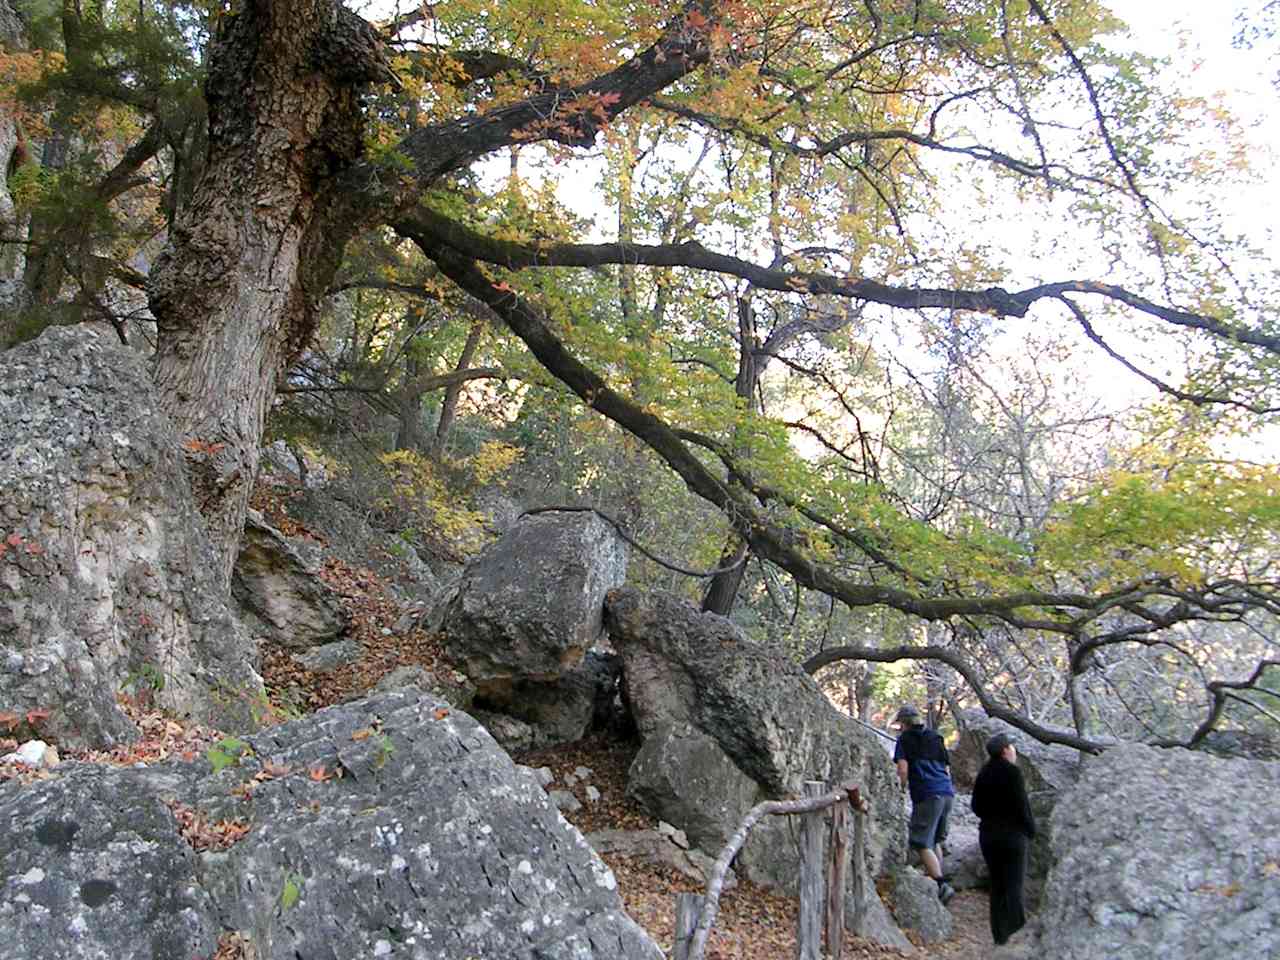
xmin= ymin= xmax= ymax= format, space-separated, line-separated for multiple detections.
xmin=986 ymin=732 xmax=1014 ymax=758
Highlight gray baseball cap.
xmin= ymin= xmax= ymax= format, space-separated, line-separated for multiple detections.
xmin=894 ymin=704 xmax=922 ymax=725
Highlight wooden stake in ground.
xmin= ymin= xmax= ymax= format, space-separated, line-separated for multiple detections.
xmin=674 ymin=892 xmax=703 ymax=960
xmin=825 ymin=796 xmax=850 ymax=959
xmin=798 ymin=780 xmax=826 ymax=959
xmin=685 ymin=783 xmax=861 ymax=960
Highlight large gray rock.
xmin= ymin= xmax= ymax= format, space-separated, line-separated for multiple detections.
xmin=0 ymin=689 xmax=662 ymax=960
xmin=952 ymin=710 xmax=1083 ymax=906
xmin=605 ymin=589 xmax=907 ymax=945
xmin=940 ymin=792 xmax=986 ymax=890
xmin=889 ymin=868 xmax=953 ymax=943
xmin=436 ymin=512 xmax=627 ymax=700
xmin=0 ymin=327 xmax=260 ymax=750
xmin=1026 ymin=743 xmax=1280 ymax=960
xmin=626 ymin=723 xmax=759 ymax=853
xmin=231 ymin=513 xmax=350 ymax=647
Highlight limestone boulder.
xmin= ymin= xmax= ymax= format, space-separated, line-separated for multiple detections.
xmin=0 ymin=327 xmax=260 ymax=750
xmin=436 ymin=512 xmax=627 ymax=699
xmin=1025 ymin=743 xmax=1280 ymax=960
xmin=888 ymin=868 xmax=953 ymax=943
xmin=625 ymin=723 xmax=759 ymax=853
xmin=605 ymin=588 xmax=907 ymax=946
xmin=231 ymin=513 xmax=350 ymax=648
xmin=0 ymin=689 xmax=662 ymax=960
xmin=370 ymin=664 xmax=476 ymax=710
xmin=940 ymin=792 xmax=986 ymax=891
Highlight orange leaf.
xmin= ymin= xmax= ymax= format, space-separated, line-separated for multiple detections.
xmin=351 ymin=728 xmax=373 ymax=741
xmin=433 ymin=707 xmax=450 ymax=720
xmin=309 ymin=764 xmax=333 ymax=782
xmin=0 ymin=711 xmax=19 ymax=731
xmin=25 ymin=708 xmax=50 ymax=726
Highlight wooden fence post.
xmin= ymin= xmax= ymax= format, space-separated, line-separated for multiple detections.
xmin=797 ymin=781 xmax=826 ymax=960
xmin=824 ymin=798 xmax=850 ymax=959
xmin=851 ymin=805 xmax=867 ymax=933
xmin=674 ymin=892 xmax=703 ymax=960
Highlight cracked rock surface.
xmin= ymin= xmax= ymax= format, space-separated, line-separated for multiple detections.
xmin=0 ymin=689 xmax=662 ymax=960
xmin=1023 ymin=743 xmax=1280 ymax=960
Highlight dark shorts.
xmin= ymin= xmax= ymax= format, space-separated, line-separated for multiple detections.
xmin=908 ymin=793 xmax=953 ymax=850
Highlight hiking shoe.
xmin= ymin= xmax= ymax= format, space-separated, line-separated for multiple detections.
xmin=937 ymin=881 xmax=956 ymax=905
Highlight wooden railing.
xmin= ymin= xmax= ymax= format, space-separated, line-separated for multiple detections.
xmin=672 ymin=780 xmax=870 ymax=960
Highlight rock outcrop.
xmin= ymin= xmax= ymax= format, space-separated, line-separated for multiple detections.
xmin=605 ymin=588 xmax=908 ymax=947
xmin=0 ymin=689 xmax=662 ymax=960
xmin=938 ymin=792 xmax=986 ymax=891
xmin=231 ymin=513 xmax=350 ymax=647
xmin=888 ymin=868 xmax=953 ymax=943
xmin=435 ymin=512 xmax=627 ymax=728
xmin=1023 ymin=743 xmax=1280 ymax=960
xmin=0 ymin=327 xmax=261 ymax=750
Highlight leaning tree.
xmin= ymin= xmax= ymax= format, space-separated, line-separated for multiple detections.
xmin=4 ymin=0 xmax=1278 ymax=750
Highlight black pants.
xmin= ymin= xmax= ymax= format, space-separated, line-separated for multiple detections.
xmin=979 ymin=825 xmax=1029 ymax=945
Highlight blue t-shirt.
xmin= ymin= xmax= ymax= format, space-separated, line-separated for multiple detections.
xmin=894 ymin=727 xmax=955 ymax=803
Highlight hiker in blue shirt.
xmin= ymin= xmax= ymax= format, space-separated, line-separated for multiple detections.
xmin=893 ymin=704 xmax=957 ymax=904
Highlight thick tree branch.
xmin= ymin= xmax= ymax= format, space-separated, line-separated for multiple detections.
xmin=396 ymin=208 xmax=1280 ymax=360
xmin=391 ymin=3 xmax=716 ymax=183
xmin=406 ymin=225 xmax=1209 ymax=633
xmin=803 ymin=643 xmax=1105 ymax=753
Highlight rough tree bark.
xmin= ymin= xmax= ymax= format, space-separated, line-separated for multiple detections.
xmin=148 ymin=1 xmax=390 ymax=588
xmin=144 ymin=0 xmax=712 ymax=590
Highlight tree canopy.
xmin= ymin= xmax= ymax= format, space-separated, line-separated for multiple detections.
xmin=1 ymin=0 xmax=1277 ymax=751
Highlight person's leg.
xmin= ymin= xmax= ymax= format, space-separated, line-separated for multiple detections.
xmin=981 ymin=829 xmax=1013 ymax=943
xmin=1003 ymin=833 xmax=1029 ymax=938
xmin=908 ymin=796 xmax=944 ymax=879
xmin=979 ymin=830 xmax=1003 ymax=942
xmin=918 ymin=845 xmax=942 ymax=879
xmin=932 ymin=794 xmax=953 ymax=878
xmin=985 ymin=831 xmax=1027 ymax=944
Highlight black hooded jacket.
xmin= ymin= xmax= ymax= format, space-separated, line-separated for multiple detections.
xmin=971 ymin=756 xmax=1037 ymax=838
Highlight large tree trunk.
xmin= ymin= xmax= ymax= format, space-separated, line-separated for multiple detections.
xmin=148 ymin=0 xmax=387 ymax=589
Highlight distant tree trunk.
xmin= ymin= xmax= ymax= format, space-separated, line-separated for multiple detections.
xmin=429 ymin=317 xmax=484 ymax=458
xmin=394 ymin=351 xmax=425 ymax=452
xmin=701 ymin=295 xmax=758 ymax=615
xmin=148 ymin=0 xmax=387 ymax=589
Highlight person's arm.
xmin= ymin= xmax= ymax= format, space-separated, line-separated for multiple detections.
xmin=971 ymin=766 xmax=987 ymax=818
xmin=1012 ymin=766 xmax=1037 ymax=837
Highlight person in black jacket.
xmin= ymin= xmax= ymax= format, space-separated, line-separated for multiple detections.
xmin=971 ymin=732 xmax=1036 ymax=945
